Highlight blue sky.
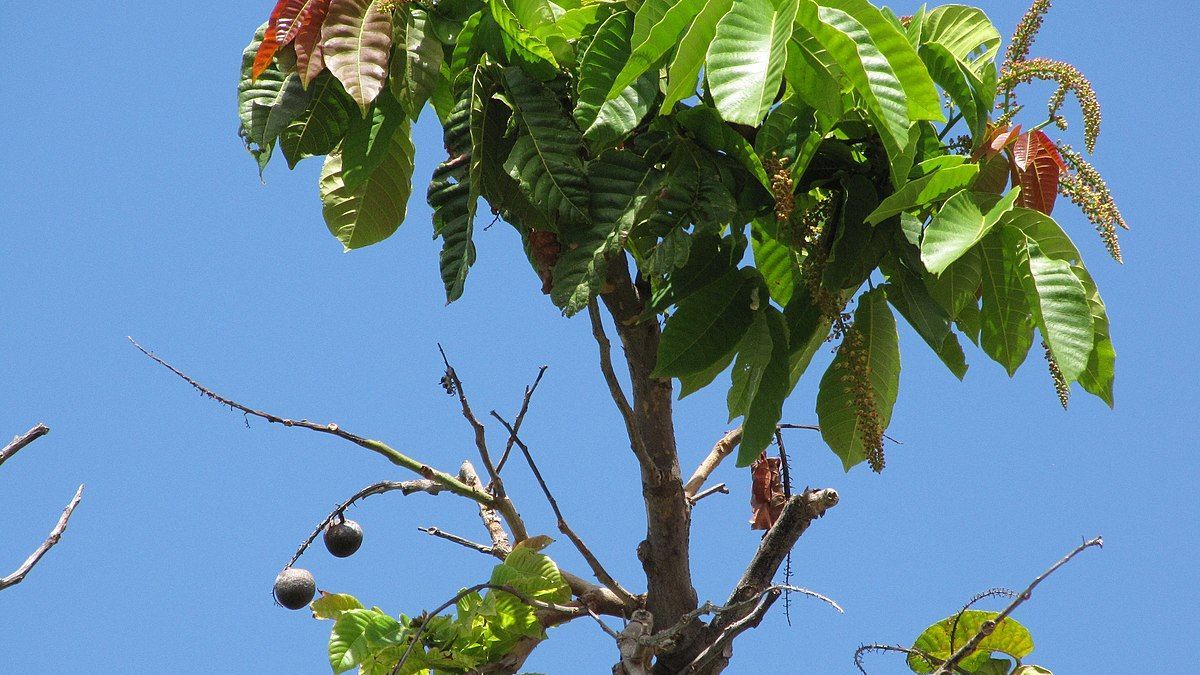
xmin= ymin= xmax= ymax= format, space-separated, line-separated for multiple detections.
xmin=1 ymin=2 xmax=1196 ymax=673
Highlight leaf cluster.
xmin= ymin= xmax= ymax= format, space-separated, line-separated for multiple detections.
xmin=236 ymin=0 xmax=1122 ymax=471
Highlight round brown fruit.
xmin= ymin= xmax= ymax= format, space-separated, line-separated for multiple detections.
xmin=273 ymin=567 xmax=316 ymax=610
xmin=324 ymin=518 xmax=363 ymax=558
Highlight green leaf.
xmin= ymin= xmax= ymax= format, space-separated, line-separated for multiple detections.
xmin=920 ymin=5 xmax=1001 ymax=72
xmin=281 ymin=72 xmax=360 ymax=169
xmin=1003 ymin=208 xmax=1082 ymax=264
xmin=489 ymin=0 xmax=560 ymax=76
xmin=978 ymin=230 xmax=1034 ymax=375
xmin=755 ymin=94 xmax=827 ymax=182
xmin=919 ymin=42 xmax=988 ymax=138
xmin=329 ymin=609 xmax=403 ymax=674
xmin=490 ymin=548 xmax=572 ymax=603
xmin=322 ymin=0 xmax=394 ymax=113
xmin=1013 ymin=667 xmax=1054 ymax=675
xmin=320 ymin=116 xmax=415 ymax=250
xmin=574 ymin=11 xmax=656 ymax=150
xmin=504 ymin=68 xmax=591 ymax=226
xmin=342 ymin=88 xmax=408 ymax=190
xmin=727 ymin=310 xmax=773 ymax=421
xmin=926 ymin=246 xmax=982 ymax=319
xmin=675 ymin=105 xmax=770 ymax=189
xmin=737 ymin=307 xmax=791 ymax=466
xmin=921 ymin=189 xmax=1020 ymax=275
xmin=660 ymin=0 xmax=736 ymax=113
xmin=867 ymin=165 xmax=981 ymax=225
xmin=1073 ymin=264 xmax=1115 ymax=406
xmin=816 ymin=287 xmax=901 ymax=471
xmin=390 ymin=8 xmax=445 ymax=118
xmin=885 ymin=265 xmax=968 ymax=380
xmin=655 ymin=269 xmax=759 ymax=377
xmin=238 ymin=23 xmax=292 ymax=173
xmin=641 ymin=141 xmax=737 ymax=234
xmin=908 ymin=610 xmax=1034 ymax=674
xmin=706 ymin=0 xmax=799 ymax=126
xmin=679 ymin=346 xmax=736 ymax=399
xmin=1020 ymin=238 xmax=1094 ymax=383
xmin=752 ymin=222 xmax=802 ymax=306
xmin=823 ymin=174 xmax=884 ymax=292
xmin=312 ymin=593 xmax=365 ymax=621
xmin=608 ymin=0 xmax=706 ymax=98
xmin=550 ymin=150 xmax=655 ymax=315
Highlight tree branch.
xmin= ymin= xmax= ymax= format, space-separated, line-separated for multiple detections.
xmin=683 ymin=589 xmax=781 ymax=674
xmin=491 ymin=412 xmax=639 ymax=609
xmin=687 ymin=483 xmax=729 ymax=506
xmin=282 ymin=480 xmax=451 ymax=569
xmin=587 ymin=299 xmax=651 ymax=470
xmin=855 ymin=644 xmax=944 ymax=674
xmin=437 ymin=346 xmax=529 ymax=542
xmin=683 ymin=428 xmax=743 ymax=499
xmin=931 ymin=536 xmax=1104 ymax=675
xmin=0 ymin=423 xmax=50 ymax=469
xmin=130 ymin=338 xmax=520 ymax=524
xmin=418 ymin=526 xmax=497 ymax=557
xmin=495 ymin=365 xmax=548 ymax=474
xmin=1 ymin=484 xmax=85 ymax=591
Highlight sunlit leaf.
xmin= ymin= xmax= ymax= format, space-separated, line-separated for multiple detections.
xmin=322 ymin=0 xmax=394 ymax=113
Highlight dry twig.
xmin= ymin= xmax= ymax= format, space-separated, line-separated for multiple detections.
xmin=1 ymin=484 xmax=85 ymax=591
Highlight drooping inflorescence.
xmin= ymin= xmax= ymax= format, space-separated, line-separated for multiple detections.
xmin=1000 ymin=58 xmax=1102 ymax=153
xmin=1057 ymin=144 xmax=1126 ymax=263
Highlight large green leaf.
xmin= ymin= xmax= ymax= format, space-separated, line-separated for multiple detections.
xmin=655 ymin=269 xmax=759 ymax=377
xmin=428 ymin=94 xmax=478 ymax=301
xmin=390 ymin=8 xmax=445 ymax=118
xmin=755 ymin=94 xmax=827 ymax=183
xmin=320 ymin=116 xmax=415 ymax=250
xmin=640 ymin=141 xmax=737 ymax=234
xmin=608 ymin=0 xmax=706 ymax=98
xmin=1004 ymin=208 xmax=1082 ymax=264
xmin=866 ymin=164 xmax=980 ymax=225
xmin=919 ymin=42 xmax=989 ymax=138
xmin=1073 ymin=265 xmax=1115 ymax=406
xmin=488 ymin=0 xmax=560 ymax=76
xmin=329 ymin=609 xmax=403 ymax=674
xmin=978 ymin=230 xmax=1034 ymax=375
xmin=816 ymin=287 xmax=901 ymax=471
xmin=920 ymin=5 xmax=1001 ymax=72
xmin=675 ymin=105 xmax=770 ymax=189
xmin=503 ymin=68 xmax=591 ymax=226
xmin=727 ymin=310 xmax=773 ymax=422
xmin=705 ymin=0 xmax=798 ymax=126
xmin=281 ymin=72 xmax=360 ymax=168
xmin=926 ymin=245 xmax=982 ymax=319
xmin=322 ymin=0 xmax=394 ymax=113
xmin=341 ymin=88 xmax=408 ymax=190
xmin=1019 ymin=237 xmax=1094 ymax=383
xmin=574 ymin=11 xmax=656 ymax=150
xmin=550 ymin=150 xmax=655 ymax=315
xmin=885 ymin=264 xmax=968 ymax=380
xmin=660 ymin=0 xmax=736 ymax=112
xmin=921 ymin=189 xmax=1020 ymax=275
xmin=238 ymin=23 xmax=291 ymax=172
xmin=737 ymin=307 xmax=792 ymax=466
xmin=311 ymin=593 xmax=364 ymax=621
xmin=752 ymin=222 xmax=802 ymax=306
xmin=908 ymin=610 xmax=1034 ymax=674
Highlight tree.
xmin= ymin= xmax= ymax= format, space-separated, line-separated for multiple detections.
xmin=205 ymin=0 xmax=1128 ymax=671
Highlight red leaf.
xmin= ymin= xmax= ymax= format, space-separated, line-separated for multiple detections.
xmin=291 ymin=0 xmax=332 ymax=87
xmin=1012 ymin=130 xmax=1067 ymax=215
xmin=972 ymin=124 xmax=1022 ymax=161
xmin=749 ymin=454 xmax=785 ymax=531
xmin=529 ymin=230 xmax=561 ymax=294
xmin=277 ymin=0 xmax=332 ymax=45
xmin=251 ymin=1 xmax=290 ymax=81
xmin=322 ymin=0 xmax=394 ymax=112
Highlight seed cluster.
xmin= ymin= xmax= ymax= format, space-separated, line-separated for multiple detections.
xmin=836 ymin=320 xmax=886 ymax=473
xmin=764 ymin=153 xmax=795 ymax=223
xmin=1043 ymin=341 xmax=1070 ymax=409
xmin=1057 ymin=144 xmax=1126 ymax=263
xmin=1000 ymin=59 xmax=1101 ymax=153
xmin=1003 ymin=0 xmax=1054 ymax=71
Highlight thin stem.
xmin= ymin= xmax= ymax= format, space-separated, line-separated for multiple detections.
xmin=418 ymin=527 xmax=497 ymax=557
xmin=496 ymin=365 xmax=549 ymax=474
xmin=586 ymin=299 xmax=651 ymax=470
xmin=937 ymin=111 xmax=965 ymax=141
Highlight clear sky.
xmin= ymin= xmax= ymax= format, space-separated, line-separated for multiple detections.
xmin=1 ymin=2 xmax=1196 ymax=673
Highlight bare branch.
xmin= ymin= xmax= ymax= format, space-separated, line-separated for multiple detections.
xmin=948 ymin=588 xmax=1017 ymax=653
xmin=683 ymin=428 xmax=742 ymax=499
xmin=586 ymin=299 xmax=651 ymax=471
xmin=285 ymin=480 xmax=452 ymax=569
xmin=0 ymin=423 xmax=50 ymax=469
xmin=495 ymin=365 xmax=548 ymax=474
xmin=437 ymin=346 xmax=529 ymax=542
xmin=931 ymin=536 xmax=1104 ymax=675
xmin=1 ymin=484 xmax=85 ymax=591
xmin=491 ymin=412 xmax=639 ymax=609
xmin=687 ymin=483 xmax=729 ymax=506
xmin=855 ymin=644 xmax=944 ymax=674
xmin=683 ymin=589 xmax=781 ymax=674
xmin=418 ymin=527 xmax=497 ymax=557
xmin=130 ymin=338 xmax=507 ymax=514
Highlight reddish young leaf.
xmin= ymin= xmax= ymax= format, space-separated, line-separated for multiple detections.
xmin=1012 ymin=130 xmax=1068 ymax=215
xmin=291 ymin=0 xmax=332 ymax=87
xmin=277 ymin=0 xmax=332 ymax=45
xmin=322 ymin=0 xmax=394 ymax=112
xmin=973 ymin=124 xmax=1022 ymax=161
xmin=252 ymin=0 xmax=290 ymax=81
xmin=749 ymin=454 xmax=785 ymax=530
